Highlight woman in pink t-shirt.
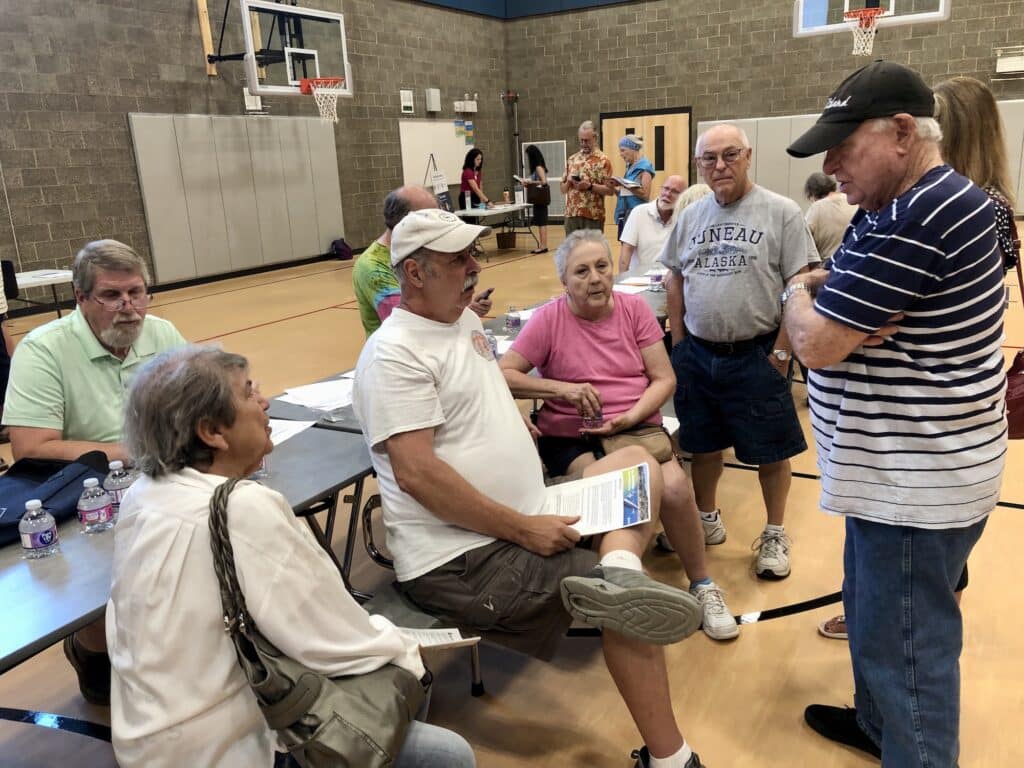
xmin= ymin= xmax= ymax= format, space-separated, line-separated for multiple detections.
xmin=499 ymin=230 xmax=737 ymax=641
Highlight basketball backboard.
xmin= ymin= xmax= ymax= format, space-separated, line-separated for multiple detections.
xmin=793 ymin=0 xmax=951 ymax=37
xmin=239 ymin=0 xmax=353 ymax=97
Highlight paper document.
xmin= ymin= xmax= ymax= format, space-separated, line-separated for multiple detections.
xmin=644 ymin=267 xmax=669 ymax=277
xmin=512 ymin=174 xmax=530 ymax=184
xmin=398 ymin=627 xmax=480 ymax=649
xmin=662 ymin=416 xmax=680 ymax=435
xmin=611 ymin=176 xmax=642 ymax=189
xmin=619 ymin=276 xmax=650 ymax=286
xmin=268 ymin=419 xmax=315 ymax=446
xmin=544 ymin=463 xmax=652 ymax=536
xmin=496 ymin=337 xmax=515 ymax=354
xmin=278 ymin=378 xmax=354 ymax=411
xmin=613 ymin=284 xmax=648 ymax=295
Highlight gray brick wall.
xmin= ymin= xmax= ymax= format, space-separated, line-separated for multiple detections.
xmin=507 ymin=0 xmax=1024 ymax=181
xmin=1 ymin=0 xmax=1022 ymax=303
xmin=0 ymin=0 xmax=509 ymax=301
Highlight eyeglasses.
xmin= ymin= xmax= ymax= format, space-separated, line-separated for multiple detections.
xmin=696 ymin=147 xmax=747 ymax=169
xmin=91 ymin=291 xmax=152 ymax=312
xmin=661 ymin=185 xmax=685 ymax=195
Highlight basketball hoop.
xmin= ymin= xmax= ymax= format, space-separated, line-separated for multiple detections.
xmin=844 ymin=7 xmax=886 ymax=56
xmin=300 ymin=77 xmax=345 ymax=123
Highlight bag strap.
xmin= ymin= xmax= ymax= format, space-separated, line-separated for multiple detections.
xmin=1015 ymin=255 xmax=1023 ymax=307
xmin=208 ymin=478 xmax=254 ymax=638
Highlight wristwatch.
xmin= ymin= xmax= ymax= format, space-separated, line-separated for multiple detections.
xmin=780 ymin=282 xmax=809 ymax=307
xmin=772 ymin=349 xmax=791 ymax=362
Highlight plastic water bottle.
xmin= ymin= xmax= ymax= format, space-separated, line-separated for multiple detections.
xmin=19 ymin=499 xmax=59 ymax=559
xmin=484 ymin=329 xmax=498 ymax=358
xmin=505 ymin=305 xmax=521 ymax=333
xmin=77 ymin=478 xmax=115 ymax=533
xmin=464 ymin=191 xmax=471 ymax=210
xmin=103 ymin=460 xmax=135 ymax=516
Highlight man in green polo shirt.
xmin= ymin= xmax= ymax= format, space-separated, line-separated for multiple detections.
xmin=3 ymin=238 xmax=186 ymax=706
xmin=352 ymin=185 xmax=493 ymax=337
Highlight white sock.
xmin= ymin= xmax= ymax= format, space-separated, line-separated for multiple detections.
xmin=764 ymin=523 xmax=785 ymax=534
xmin=699 ymin=509 xmax=719 ymax=521
xmin=649 ymin=741 xmax=693 ymax=767
xmin=600 ymin=550 xmax=643 ymax=571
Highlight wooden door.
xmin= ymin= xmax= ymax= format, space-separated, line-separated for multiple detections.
xmin=600 ymin=109 xmax=692 ymax=228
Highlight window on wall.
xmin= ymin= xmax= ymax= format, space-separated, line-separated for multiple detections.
xmin=792 ymin=0 xmax=950 ymax=37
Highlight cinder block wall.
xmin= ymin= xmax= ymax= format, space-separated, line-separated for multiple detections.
xmin=2 ymin=0 xmax=1022 ymax=299
xmin=507 ymin=0 xmax=1024 ymax=182
xmin=0 ymin=0 xmax=509 ymax=297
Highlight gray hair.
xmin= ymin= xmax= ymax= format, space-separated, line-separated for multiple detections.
xmin=553 ymin=229 xmax=612 ymax=281
xmin=579 ymin=120 xmax=597 ymax=135
xmin=695 ymin=124 xmax=751 ymax=155
xmin=72 ymin=239 xmax=151 ymax=295
xmin=393 ymin=247 xmax=436 ymax=287
xmin=124 ymin=345 xmax=248 ymax=478
xmin=867 ymin=116 xmax=943 ymax=144
xmin=383 ymin=185 xmax=437 ymax=231
xmin=804 ymin=172 xmax=837 ymax=200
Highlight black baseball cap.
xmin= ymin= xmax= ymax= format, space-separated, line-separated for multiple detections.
xmin=787 ymin=60 xmax=935 ymax=158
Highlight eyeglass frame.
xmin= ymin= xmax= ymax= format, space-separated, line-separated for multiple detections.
xmin=695 ymin=146 xmax=749 ymax=170
xmin=89 ymin=290 xmax=153 ymax=313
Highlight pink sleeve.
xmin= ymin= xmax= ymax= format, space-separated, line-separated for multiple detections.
xmin=376 ymin=293 xmax=401 ymax=322
xmin=627 ymin=294 xmax=664 ymax=349
xmin=509 ymin=302 xmax=553 ymax=369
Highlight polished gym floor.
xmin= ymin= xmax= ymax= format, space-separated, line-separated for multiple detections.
xmin=0 ymin=226 xmax=1021 ymax=767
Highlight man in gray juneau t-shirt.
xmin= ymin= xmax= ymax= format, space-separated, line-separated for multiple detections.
xmin=659 ymin=123 xmax=814 ymax=582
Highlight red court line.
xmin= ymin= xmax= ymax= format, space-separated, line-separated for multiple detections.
xmin=150 ymin=264 xmax=348 ymax=310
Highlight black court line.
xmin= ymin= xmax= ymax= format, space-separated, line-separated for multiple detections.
xmin=0 ymin=708 xmax=111 ymax=741
xmin=737 ymin=591 xmax=843 ymax=626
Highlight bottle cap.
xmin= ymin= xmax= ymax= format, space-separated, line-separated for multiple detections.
xmin=25 ymin=499 xmax=42 ymax=511
xmin=109 ymin=460 xmax=124 ymax=470
xmin=83 ymin=478 xmax=99 ymax=488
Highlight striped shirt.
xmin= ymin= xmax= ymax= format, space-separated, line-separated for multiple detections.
xmin=808 ymin=165 xmax=1007 ymax=529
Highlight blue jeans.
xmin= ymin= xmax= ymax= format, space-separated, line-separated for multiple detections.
xmin=844 ymin=515 xmax=987 ymax=767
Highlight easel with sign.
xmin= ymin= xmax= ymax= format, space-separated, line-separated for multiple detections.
xmin=423 ymin=154 xmax=454 ymax=212
xmin=423 ymin=154 xmax=488 ymax=261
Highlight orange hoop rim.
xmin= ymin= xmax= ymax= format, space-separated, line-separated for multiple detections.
xmin=299 ymin=77 xmax=345 ymax=95
xmin=844 ymin=7 xmax=886 ymax=28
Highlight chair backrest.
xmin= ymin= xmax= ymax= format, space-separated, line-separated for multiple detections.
xmin=1 ymin=261 xmax=18 ymax=300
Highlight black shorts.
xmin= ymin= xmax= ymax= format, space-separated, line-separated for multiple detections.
xmin=537 ymin=435 xmax=597 ymax=478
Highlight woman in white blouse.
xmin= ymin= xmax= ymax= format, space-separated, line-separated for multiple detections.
xmin=107 ymin=345 xmax=475 ymax=768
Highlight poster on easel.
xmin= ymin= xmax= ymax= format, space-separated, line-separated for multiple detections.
xmin=424 ymin=153 xmax=453 ymax=212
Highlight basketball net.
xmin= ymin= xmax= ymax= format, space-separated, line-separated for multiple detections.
xmin=300 ymin=78 xmax=345 ymax=123
xmin=845 ymin=8 xmax=885 ymax=56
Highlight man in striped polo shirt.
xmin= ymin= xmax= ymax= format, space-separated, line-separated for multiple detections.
xmin=784 ymin=62 xmax=1007 ymax=767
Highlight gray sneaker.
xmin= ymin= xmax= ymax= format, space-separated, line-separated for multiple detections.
xmin=701 ymin=509 xmax=726 ymax=545
xmin=753 ymin=529 xmax=791 ymax=580
xmin=632 ymin=746 xmax=705 ymax=767
xmin=560 ymin=565 xmax=702 ymax=645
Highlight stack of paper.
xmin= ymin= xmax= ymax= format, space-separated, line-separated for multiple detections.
xmin=277 ymin=378 xmax=354 ymax=411
xmin=398 ymin=627 xmax=480 ymax=649
xmin=619 ymin=276 xmax=650 ymax=286
xmin=268 ymin=419 xmax=316 ymax=446
xmin=613 ymin=284 xmax=648 ymax=295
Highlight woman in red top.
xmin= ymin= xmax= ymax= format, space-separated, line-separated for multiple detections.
xmin=460 ymin=148 xmax=491 ymax=209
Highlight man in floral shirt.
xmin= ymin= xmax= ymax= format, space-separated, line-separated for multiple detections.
xmin=561 ymin=120 xmax=614 ymax=235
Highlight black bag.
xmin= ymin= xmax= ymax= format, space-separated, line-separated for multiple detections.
xmin=330 ymin=238 xmax=353 ymax=261
xmin=526 ymin=183 xmax=550 ymax=207
xmin=0 ymin=451 xmax=110 ymax=546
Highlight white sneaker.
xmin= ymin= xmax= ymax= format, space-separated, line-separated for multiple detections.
xmin=753 ymin=529 xmax=791 ymax=580
xmin=701 ymin=509 xmax=726 ymax=545
xmin=690 ymin=582 xmax=739 ymax=640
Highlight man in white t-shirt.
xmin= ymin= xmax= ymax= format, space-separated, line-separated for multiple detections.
xmin=353 ymin=208 xmax=708 ymax=768
xmin=619 ymin=175 xmax=687 ymax=272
